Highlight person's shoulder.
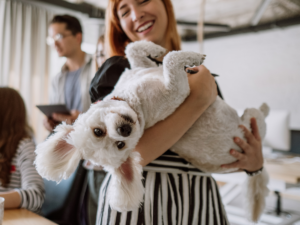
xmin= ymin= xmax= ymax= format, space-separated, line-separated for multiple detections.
xmin=16 ymin=138 xmax=35 ymax=154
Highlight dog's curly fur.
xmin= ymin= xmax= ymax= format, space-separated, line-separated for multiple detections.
xmin=35 ymin=40 xmax=269 ymax=222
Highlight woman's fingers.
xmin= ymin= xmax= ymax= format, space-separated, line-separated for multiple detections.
xmin=222 ymin=119 xmax=264 ymax=172
xmin=229 ymin=149 xmax=245 ymax=161
xmin=234 ymin=137 xmax=250 ymax=153
xmin=250 ymin=118 xmax=261 ymax=141
xmin=221 ymin=149 xmax=246 ymax=169
xmin=239 ymin=125 xmax=256 ymax=145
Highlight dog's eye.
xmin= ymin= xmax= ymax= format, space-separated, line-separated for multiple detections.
xmin=94 ymin=128 xmax=104 ymax=137
xmin=116 ymin=141 xmax=125 ymax=149
xmin=121 ymin=115 xmax=134 ymax=124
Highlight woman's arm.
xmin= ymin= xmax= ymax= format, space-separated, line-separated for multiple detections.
xmin=136 ymin=65 xmax=218 ymax=166
xmin=0 ymin=191 xmax=21 ymax=209
xmin=17 ymin=140 xmax=45 ymax=212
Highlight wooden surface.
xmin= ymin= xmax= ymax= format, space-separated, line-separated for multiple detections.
xmin=265 ymin=157 xmax=300 ymax=184
xmin=3 ymin=209 xmax=57 ymax=225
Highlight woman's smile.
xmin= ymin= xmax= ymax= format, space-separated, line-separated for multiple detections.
xmin=136 ymin=20 xmax=154 ymax=34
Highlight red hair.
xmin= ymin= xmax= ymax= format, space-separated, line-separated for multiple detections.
xmin=105 ymin=0 xmax=181 ymax=57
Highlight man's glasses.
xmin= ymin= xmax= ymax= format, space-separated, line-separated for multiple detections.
xmin=46 ymin=33 xmax=73 ymax=45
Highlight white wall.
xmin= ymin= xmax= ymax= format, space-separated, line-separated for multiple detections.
xmin=182 ymin=24 xmax=300 ymax=130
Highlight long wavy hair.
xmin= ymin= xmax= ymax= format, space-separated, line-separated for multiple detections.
xmin=105 ymin=0 xmax=181 ymax=57
xmin=0 ymin=87 xmax=32 ymax=187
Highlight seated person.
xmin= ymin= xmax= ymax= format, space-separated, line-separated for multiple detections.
xmin=0 ymin=87 xmax=45 ymax=212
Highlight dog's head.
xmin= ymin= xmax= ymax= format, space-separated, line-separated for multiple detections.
xmin=35 ymin=100 xmax=142 ymax=182
xmin=75 ymin=100 xmax=142 ymax=167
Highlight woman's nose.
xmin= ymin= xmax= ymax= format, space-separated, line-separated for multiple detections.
xmin=131 ymin=7 xmax=145 ymax=22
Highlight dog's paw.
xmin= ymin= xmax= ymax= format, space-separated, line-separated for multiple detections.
xmin=125 ymin=40 xmax=166 ymax=59
xmin=164 ymin=51 xmax=205 ymax=69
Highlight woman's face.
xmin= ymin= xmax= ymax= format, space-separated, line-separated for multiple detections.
xmin=96 ymin=42 xmax=106 ymax=68
xmin=117 ymin=0 xmax=168 ymax=48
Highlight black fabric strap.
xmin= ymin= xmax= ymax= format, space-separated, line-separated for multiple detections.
xmin=244 ymin=166 xmax=264 ymax=176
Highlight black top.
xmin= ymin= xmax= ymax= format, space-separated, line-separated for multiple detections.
xmin=90 ymin=56 xmax=130 ymax=103
xmin=89 ymin=56 xmax=224 ymax=156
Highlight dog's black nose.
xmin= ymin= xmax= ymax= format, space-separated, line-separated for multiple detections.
xmin=117 ymin=124 xmax=132 ymax=137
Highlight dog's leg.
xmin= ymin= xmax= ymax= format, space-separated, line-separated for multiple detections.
xmin=125 ymin=40 xmax=166 ymax=68
xmin=162 ymin=51 xmax=206 ymax=102
xmin=107 ymin=152 xmax=144 ymax=212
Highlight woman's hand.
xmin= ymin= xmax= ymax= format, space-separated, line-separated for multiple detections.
xmin=221 ymin=118 xmax=264 ymax=172
xmin=186 ymin=65 xmax=217 ymax=108
xmin=0 ymin=191 xmax=21 ymax=209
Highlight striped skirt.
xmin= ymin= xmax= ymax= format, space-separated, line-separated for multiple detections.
xmin=96 ymin=153 xmax=229 ymax=225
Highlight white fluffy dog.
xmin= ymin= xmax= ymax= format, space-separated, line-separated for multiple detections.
xmin=35 ymin=41 xmax=269 ymax=222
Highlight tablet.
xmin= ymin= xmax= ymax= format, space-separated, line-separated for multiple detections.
xmin=36 ymin=104 xmax=70 ymax=117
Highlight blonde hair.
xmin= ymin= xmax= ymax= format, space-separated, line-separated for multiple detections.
xmin=105 ymin=0 xmax=181 ymax=57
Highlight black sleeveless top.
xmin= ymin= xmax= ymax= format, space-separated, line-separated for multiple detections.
xmin=89 ymin=56 xmax=224 ymax=156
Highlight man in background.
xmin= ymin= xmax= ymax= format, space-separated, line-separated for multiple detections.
xmin=43 ymin=15 xmax=94 ymax=131
xmin=42 ymin=14 xmax=94 ymax=225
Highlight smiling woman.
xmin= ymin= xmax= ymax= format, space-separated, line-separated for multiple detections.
xmin=89 ymin=0 xmax=265 ymax=224
xmin=105 ymin=0 xmax=181 ymax=57
xmin=117 ymin=0 xmax=168 ymax=46
xmin=91 ymin=0 xmax=229 ymax=224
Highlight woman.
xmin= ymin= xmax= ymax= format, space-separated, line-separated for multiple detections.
xmin=0 ymin=87 xmax=45 ymax=212
xmin=90 ymin=0 xmax=264 ymax=224
xmin=95 ymin=35 xmax=106 ymax=70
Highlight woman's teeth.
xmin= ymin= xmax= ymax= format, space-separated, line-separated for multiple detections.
xmin=137 ymin=22 xmax=154 ymax=32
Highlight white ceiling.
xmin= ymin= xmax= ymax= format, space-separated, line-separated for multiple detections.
xmin=66 ymin=0 xmax=300 ymax=30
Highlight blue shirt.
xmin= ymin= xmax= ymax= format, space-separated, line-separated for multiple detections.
xmin=64 ymin=68 xmax=82 ymax=111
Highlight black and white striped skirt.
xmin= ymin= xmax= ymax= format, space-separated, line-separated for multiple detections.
xmin=96 ymin=153 xmax=229 ymax=225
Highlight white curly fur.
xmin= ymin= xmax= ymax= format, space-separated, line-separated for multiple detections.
xmin=242 ymin=167 xmax=269 ymax=222
xmin=35 ymin=41 xmax=269 ymax=221
xmin=34 ymin=123 xmax=81 ymax=182
xmin=107 ymin=152 xmax=144 ymax=212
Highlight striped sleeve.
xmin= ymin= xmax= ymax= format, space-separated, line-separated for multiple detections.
xmin=16 ymin=139 xmax=45 ymax=212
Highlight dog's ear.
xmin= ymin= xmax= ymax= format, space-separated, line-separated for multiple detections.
xmin=35 ymin=123 xmax=81 ymax=183
xmin=107 ymin=152 xmax=144 ymax=212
